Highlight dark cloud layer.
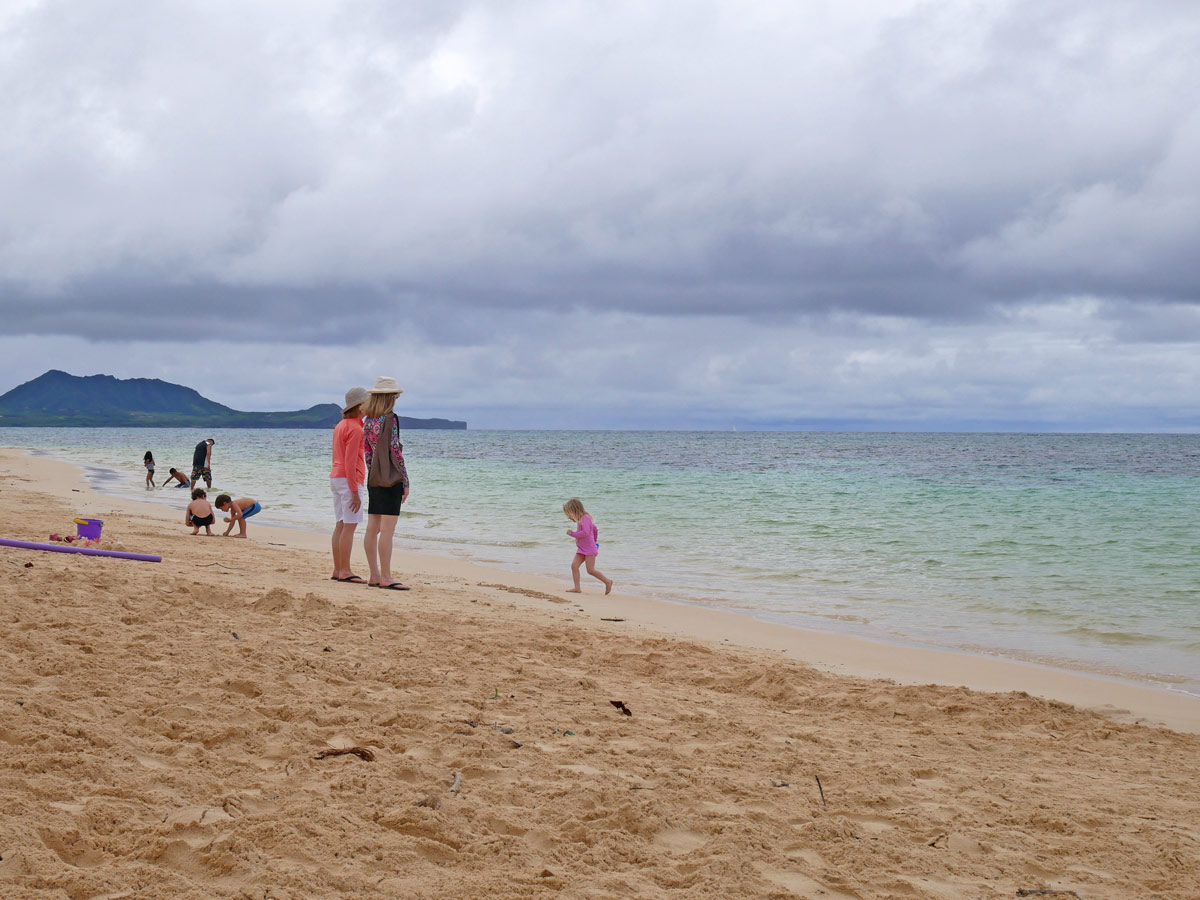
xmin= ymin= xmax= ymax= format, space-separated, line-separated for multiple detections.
xmin=0 ymin=1 xmax=1198 ymax=427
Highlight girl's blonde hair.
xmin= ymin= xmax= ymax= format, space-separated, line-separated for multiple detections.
xmin=563 ymin=498 xmax=586 ymax=520
xmin=362 ymin=392 xmax=398 ymax=419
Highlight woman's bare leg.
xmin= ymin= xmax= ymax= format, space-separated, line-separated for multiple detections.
xmin=363 ymin=515 xmax=382 ymax=584
xmin=377 ymin=515 xmax=400 ymax=585
xmin=331 ymin=522 xmax=345 ymax=577
xmin=332 ymin=521 xmax=358 ymax=579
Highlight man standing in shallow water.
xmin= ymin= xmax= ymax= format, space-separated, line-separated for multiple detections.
xmin=191 ymin=438 xmax=214 ymax=489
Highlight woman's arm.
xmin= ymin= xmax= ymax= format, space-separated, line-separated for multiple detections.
xmin=336 ymin=426 xmax=362 ymax=492
xmin=362 ymin=419 xmax=376 ymax=472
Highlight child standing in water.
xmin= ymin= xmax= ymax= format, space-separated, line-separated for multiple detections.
xmin=563 ymin=498 xmax=613 ymax=595
xmin=143 ymin=451 xmax=155 ymax=490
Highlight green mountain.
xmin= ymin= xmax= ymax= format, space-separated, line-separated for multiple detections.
xmin=0 ymin=371 xmax=467 ymax=429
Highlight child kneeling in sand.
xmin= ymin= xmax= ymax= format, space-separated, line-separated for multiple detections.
xmin=216 ymin=494 xmax=263 ymax=539
xmin=563 ymin=498 xmax=613 ymax=595
xmin=186 ymin=488 xmax=215 ymax=536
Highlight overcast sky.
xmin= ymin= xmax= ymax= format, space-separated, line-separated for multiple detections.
xmin=1 ymin=0 xmax=1198 ymax=429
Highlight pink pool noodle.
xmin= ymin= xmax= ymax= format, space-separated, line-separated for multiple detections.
xmin=0 ymin=538 xmax=161 ymax=563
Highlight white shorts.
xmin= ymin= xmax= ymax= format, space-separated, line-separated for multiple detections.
xmin=330 ymin=478 xmax=365 ymax=524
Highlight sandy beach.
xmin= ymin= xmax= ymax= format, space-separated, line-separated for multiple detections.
xmin=2 ymin=448 xmax=1199 ymax=899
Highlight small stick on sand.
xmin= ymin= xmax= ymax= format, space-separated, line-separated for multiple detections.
xmin=1016 ymin=892 xmax=1082 ymax=899
xmin=315 ymin=746 xmax=375 ymax=761
xmin=450 ymin=771 xmax=462 ymax=793
xmin=815 ymin=775 xmax=827 ymax=807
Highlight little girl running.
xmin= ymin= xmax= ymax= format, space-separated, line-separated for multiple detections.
xmin=563 ymin=498 xmax=613 ymax=595
xmin=143 ymin=451 xmax=155 ymax=490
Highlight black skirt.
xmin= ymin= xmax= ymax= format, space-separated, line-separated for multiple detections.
xmin=367 ymin=482 xmax=404 ymax=516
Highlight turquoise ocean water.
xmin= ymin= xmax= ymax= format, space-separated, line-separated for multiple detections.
xmin=3 ymin=427 xmax=1198 ymax=695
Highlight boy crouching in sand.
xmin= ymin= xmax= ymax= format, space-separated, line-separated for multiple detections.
xmin=216 ymin=494 xmax=263 ymax=538
xmin=186 ymin=488 xmax=215 ymax=536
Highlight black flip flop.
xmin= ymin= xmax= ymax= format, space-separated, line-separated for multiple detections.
xmin=333 ymin=575 xmax=367 ymax=584
xmin=374 ymin=582 xmax=411 ymax=591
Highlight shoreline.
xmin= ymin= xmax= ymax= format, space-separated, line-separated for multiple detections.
xmin=6 ymin=446 xmax=1200 ymax=733
xmin=24 ymin=444 xmax=1200 ymax=696
xmin=12 ymin=434 xmax=1200 ymax=700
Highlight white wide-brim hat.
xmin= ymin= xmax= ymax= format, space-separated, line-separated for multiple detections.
xmin=369 ymin=376 xmax=404 ymax=394
xmin=342 ymin=386 xmax=370 ymax=412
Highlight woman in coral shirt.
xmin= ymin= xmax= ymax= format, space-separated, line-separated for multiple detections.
xmin=330 ymin=386 xmax=369 ymax=583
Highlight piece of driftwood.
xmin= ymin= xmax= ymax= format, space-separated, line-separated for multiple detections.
xmin=815 ymin=775 xmax=827 ymax=807
xmin=315 ymin=746 xmax=375 ymax=761
xmin=1016 ymin=891 xmax=1081 ymax=899
xmin=610 ymin=700 xmax=632 ymax=717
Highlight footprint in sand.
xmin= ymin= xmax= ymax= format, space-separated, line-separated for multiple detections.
xmin=652 ymin=828 xmax=706 ymax=855
xmin=753 ymin=863 xmax=862 ymax=899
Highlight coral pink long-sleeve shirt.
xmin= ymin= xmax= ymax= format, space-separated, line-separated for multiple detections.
xmin=330 ymin=417 xmax=365 ymax=490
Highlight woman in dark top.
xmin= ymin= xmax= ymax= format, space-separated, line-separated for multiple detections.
xmin=361 ymin=377 xmax=410 ymax=590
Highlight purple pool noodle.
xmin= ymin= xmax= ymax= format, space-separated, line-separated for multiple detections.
xmin=0 ymin=538 xmax=161 ymax=563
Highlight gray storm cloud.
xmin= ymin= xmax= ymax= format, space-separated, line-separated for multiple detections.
xmin=2 ymin=0 xmax=1197 ymax=335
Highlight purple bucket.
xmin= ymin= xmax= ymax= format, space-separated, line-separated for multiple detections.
xmin=74 ymin=518 xmax=103 ymax=540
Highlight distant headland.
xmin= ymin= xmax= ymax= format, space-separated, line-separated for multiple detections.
xmin=0 ymin=371 xmax=467 ymax=430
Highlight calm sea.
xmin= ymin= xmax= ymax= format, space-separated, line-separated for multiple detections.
xmin=4 ymin=427 xmax=1199 ymax=695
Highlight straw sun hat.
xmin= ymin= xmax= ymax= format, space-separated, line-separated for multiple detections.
xmin=369 ymin=376 xmax=404 ymax=394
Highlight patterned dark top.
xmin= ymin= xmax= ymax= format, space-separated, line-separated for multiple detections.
xmin=362 ymin=415 xmax=409 ymax=489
